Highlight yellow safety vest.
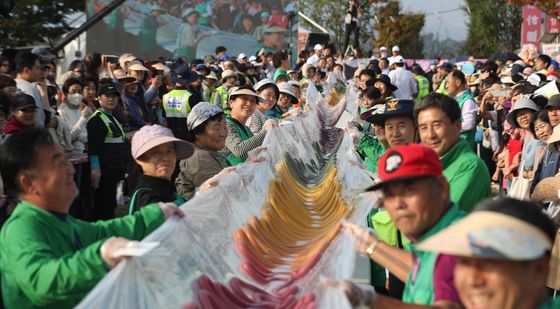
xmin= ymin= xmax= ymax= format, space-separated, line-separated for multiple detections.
xmin=91 ymin=110 xmax=125 ymax=144
xmin=163 ymin=89 xmax=193 ymax=118
xmin=212 ymin=86 xmax=230 ymax=114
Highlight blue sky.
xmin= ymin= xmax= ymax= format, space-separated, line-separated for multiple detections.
xmin=400 ymin=0 xmax=468 ymax=41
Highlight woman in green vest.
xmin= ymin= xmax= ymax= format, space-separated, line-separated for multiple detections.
xmin=224 ymin=86 xmax=277 ymax=166
xmin=128 ymin=125 xmax=194 ymax=214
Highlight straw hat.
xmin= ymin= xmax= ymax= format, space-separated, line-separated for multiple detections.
xmin=531 ymin=176 xmax=560 ymax=202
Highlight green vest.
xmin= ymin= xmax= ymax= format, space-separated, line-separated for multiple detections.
xmin=225 ymin=117 xmax=253 ymax=166
xmin=456 ymin=90 xmax=477 ymax=149
xmin=402 ymin=204 xmax=465 ymax=305
xmin=163 ymin=89 xmax=192 ymax=118
xmin=415 ymin=75 xmax=430 ymax=101
xmin=435 ymin=78 xmax=448 ymax=95
xmin=212 ymin=86 xmax=230 ymax=115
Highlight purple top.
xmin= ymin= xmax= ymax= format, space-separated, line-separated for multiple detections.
xmin=433 ymin=254 xmax=462 ymax=303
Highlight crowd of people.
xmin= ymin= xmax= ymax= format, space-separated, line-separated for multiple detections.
xmin=0 ymin=31 xmax=560 ymax=308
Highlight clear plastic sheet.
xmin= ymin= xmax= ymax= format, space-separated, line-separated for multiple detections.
xmin=78 ymin=85 xmax=377 ymax=308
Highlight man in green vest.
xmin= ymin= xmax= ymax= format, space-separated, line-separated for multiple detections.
xmin=417 ymin=198 xmax=559 ymax=309
xmin=344 ymin=143 xmax=465 ymax=307
xmin=414 ymin=93 xmax=490 ymax=213
xmin=435 ymin=62 xmax=453 ymax=95
xmin=163 ymin=66 xmax=200 ymax=140
xmin=361 ymin=99 xmax=417 ymax=297
xmin=0 ymin=128 xmax=184 ymax=308
xmin=412 ymin=66 xmax=429 ymax=102
xmin=212 ymin=69 xmax=238 ymax=114
xmin=445 ymin=70 xmax=478 ymax=151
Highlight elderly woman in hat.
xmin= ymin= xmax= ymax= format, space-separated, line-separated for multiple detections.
xmin=530 ymin=111 xmax=560 ymax=195
xmin=247 ymin=78 xmax=279 ymax=134
xmin=175 ymin=102 xmax=228 ymax=198
xmin=506 ymin=95 xmax=543 ymax=179
xmin=128 ymin=124 xmax=194 ymax=214
xmin=176 ymin=8 xmax=211 ymax=62
xmin=225 ymin=86 xmax=277 ymax=166
xmin=265 ymin=82 xmax=298 ymax=120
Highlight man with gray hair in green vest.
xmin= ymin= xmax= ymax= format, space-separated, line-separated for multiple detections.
xmin=340 ymin=143 xmax=464 ymax=308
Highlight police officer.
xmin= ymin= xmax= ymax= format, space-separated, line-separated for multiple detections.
xmin=412 ymin=66 xmax=429 ymax=102
xmin=87 ymin=82 xmax=127 ymax=220
xmin=163 ymin=66 xmax=201 ymax=140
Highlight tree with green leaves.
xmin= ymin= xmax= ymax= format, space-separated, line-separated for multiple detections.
xmin=507 ymin=0 xmax=559 ymax=17
xmin=462 ymin=0 xmax=522 ymax=57
xmin=371 ymin=1 xmax=425 ymax=59
xmin=0 ymin=0 xmax=83 ymax=48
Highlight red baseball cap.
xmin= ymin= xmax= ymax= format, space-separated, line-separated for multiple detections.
xmin=366 ymin=143 xmax=443 ymax=191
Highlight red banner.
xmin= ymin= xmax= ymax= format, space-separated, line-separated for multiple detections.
xmin=546 ymin=16 xmax=560 ymax=33
xmin=521 ymin=5 xmax=544 ymax=48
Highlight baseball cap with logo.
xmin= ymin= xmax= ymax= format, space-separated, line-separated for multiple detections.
xmin=365 ymin=143 xmax=443 ymax=191
xmin=369 ymin=98 xmax=414 ymax=126
xmin=97 ymin=83 xmax=121 ymax=96
xmin=12 ymin=93 xmax=38 ymax=111
xmin=131 ymin=125 xmax=194 ymax=160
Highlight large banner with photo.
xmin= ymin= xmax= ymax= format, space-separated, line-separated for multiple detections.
xmin=85 ymin=0 xmax=298 ymax=61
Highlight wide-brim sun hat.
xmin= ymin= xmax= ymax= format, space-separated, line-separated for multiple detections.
xmin=547 ymin=124 xmax=560 ymax=152
xmin=182 ymin=8 xmax=199 ymax=18
xmin=187 ymin=102 xmax=224 ymax=131
xmin=416 ymin=209 xmax=552 ymax=261
xmin=228 ymin=87 xmax=264 ymax=103
xmin=374 ymin=74 xmax=398 ymax=92
xmin=506 ymin=95 xmax=539 ymax=128
xmin=277 ymin=82 xmax=297 ymax=100
xmin=254 ymin=78 xmax=279 ymax=98
xmin=113 ymin=69 xmax=137 ymax=84
xmin=131 ymin=124 xmax=194 ymax=160
xmin=221 ymin=69 xmax=238 ymax=82
xmin=128 ymin=62 xmax=150 ymax=72
xmin=204 ymin=71 xmax=219 ymax=81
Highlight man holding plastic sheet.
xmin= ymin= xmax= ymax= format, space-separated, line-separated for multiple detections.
xmin=343 ymin=143 xmax=464 ymax=308
xmin=0 ymin=128 xmax=184 ymax=308
xmin=416 ymin=198 xmax=560 ymax=309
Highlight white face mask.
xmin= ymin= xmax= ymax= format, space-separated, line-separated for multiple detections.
xmin=67 ymin=93 xmax=83 ymax=106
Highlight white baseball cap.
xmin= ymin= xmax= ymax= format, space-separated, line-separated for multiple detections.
xmin=390 ymin=55 xmax=405 ymax=65
xmin=314 ymin=44 xmax=323 ymax=51
xmin=238 ymin=53 xmax=247 ymax=61
xmin=380 ymin=46 xmax=387 ymax=51
xmin=392 ymin=45 xmax=400 ymax=52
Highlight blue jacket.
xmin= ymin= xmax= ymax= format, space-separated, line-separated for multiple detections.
xmin=125 ymin=94 xmax=147 ymax=131
xmin=531 ymin=150 xmax=560 ymax=193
